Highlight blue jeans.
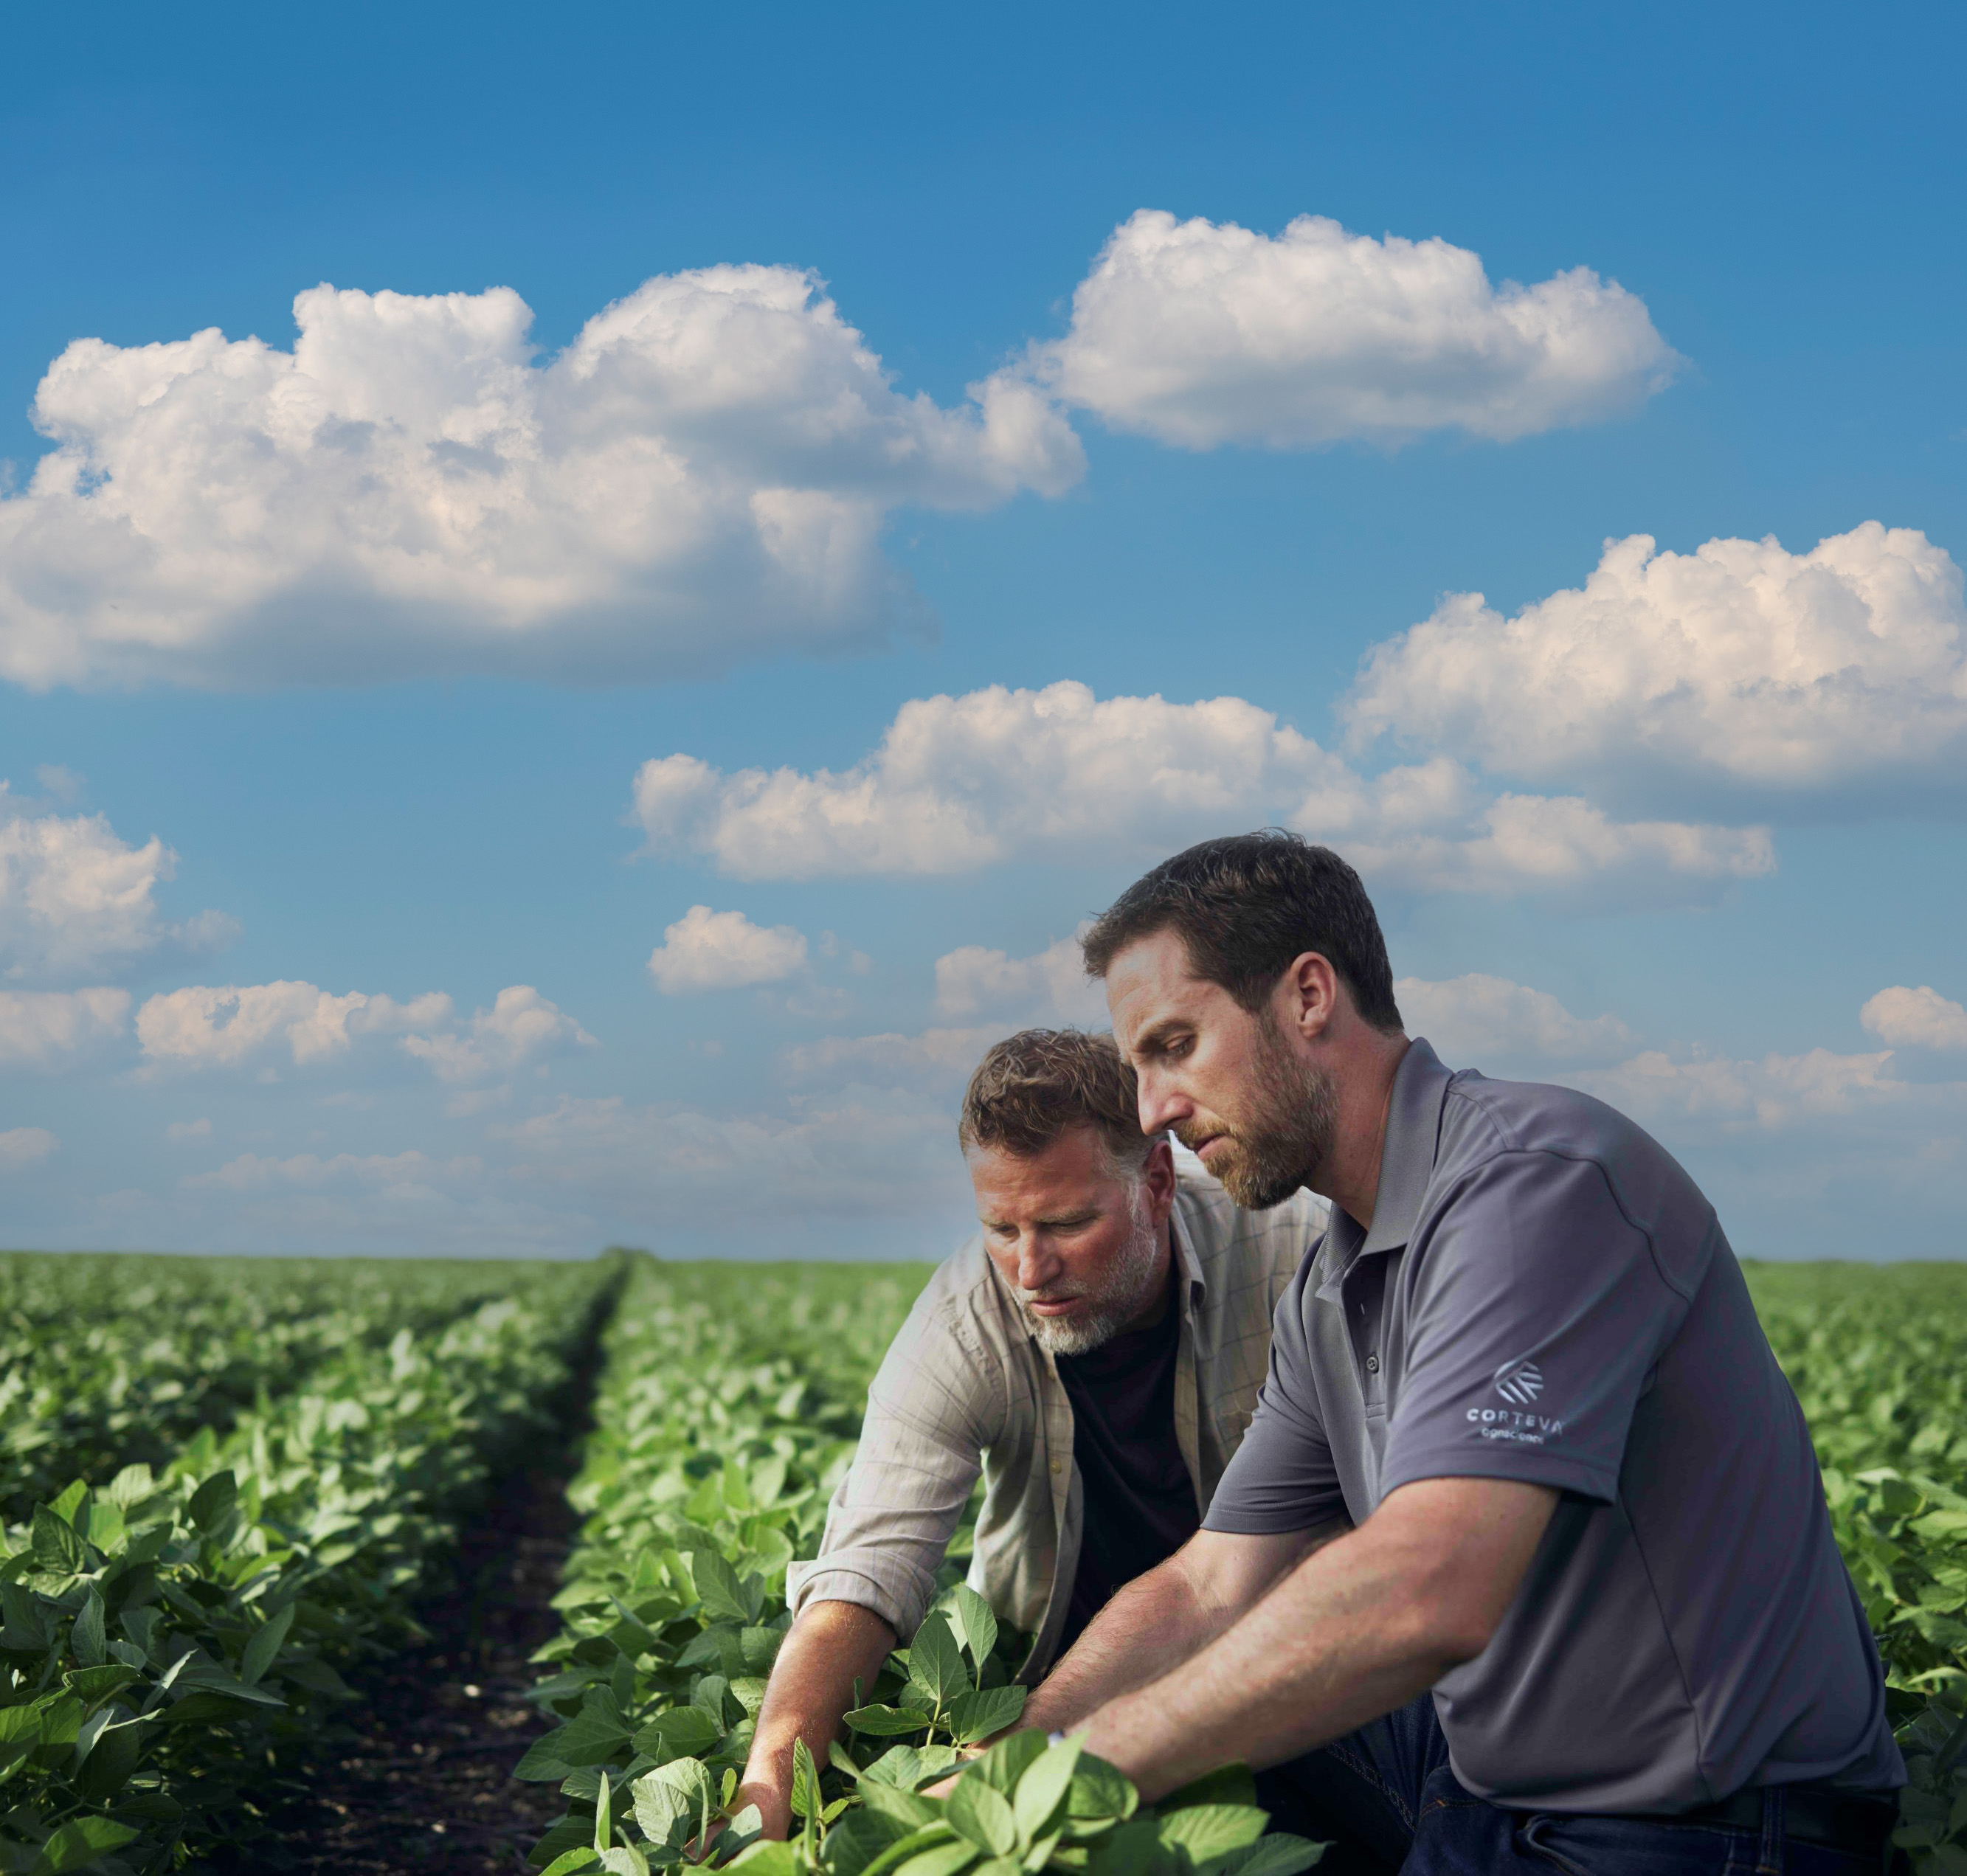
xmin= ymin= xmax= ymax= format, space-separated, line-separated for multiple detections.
xmin=1254 ymin=1696 xmax=1897 ymax=1875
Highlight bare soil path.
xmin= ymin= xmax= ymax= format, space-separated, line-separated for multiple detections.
xmin=204 ymin=1383 xmax=600 ymax=1872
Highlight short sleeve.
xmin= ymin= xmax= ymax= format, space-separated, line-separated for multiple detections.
xmin=1203 ymin=1261 xmax=1347 ymax=1535
xmin=1379 ymin=1149 xmax=1693 ymax=1505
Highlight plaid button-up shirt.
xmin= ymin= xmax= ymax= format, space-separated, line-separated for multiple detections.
xmin=786 ymin=1154 xmax=1327 ymax=1679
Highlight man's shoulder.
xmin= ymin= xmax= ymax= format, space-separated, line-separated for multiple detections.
xmin=1437 ymin=1065 xmax=1689 ymax=1186
xmin=1431 ymin=1063 xmax=1718 ymax=1278
xmin=863 ymin=1233 xmax=1023 ymax=1429
xmin=893 ymin=1232 xmax=1017 ymax=1357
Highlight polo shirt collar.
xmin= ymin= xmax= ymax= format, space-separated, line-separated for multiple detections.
xmin=1361 ymin=1037 xmax=1453 ymax=1256
xmin=1316 ymin=1037 xmax=1454 ymax=1295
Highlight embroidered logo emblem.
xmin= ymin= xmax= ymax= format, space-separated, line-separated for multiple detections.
xmin=1493 ymin=1357 xmax=1544 ymax=1405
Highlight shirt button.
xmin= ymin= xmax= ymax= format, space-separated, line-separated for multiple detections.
xmin=1365 ymin=1353 xmax=1381 ymax=1374
xmin=1050 ymin=1458 xmax=1062 ymax=1475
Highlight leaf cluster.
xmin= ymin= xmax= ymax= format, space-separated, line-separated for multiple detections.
xmin=0 ymin=1253 xmax=625 ymax=1873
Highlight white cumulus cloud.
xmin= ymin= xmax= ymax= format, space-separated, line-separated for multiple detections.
xmin=1861 ymin=985 xmax=1967 ymax=1051
xmin=632 ymin=679 xmax=1771 ymax=904
xmin=646 ymin=904 xmax=809 ymax=994
xmin=1347 ymin=523 xmax=1967 ymax=806
xmin=933 ymin=933 xmax=1107 ymax=1025
xmin=0 ymin=987 xmax=131 ymax=1066
xmin=0 ymin=795 xmax=232 ymax=985
xmin=134 ymin=978 xmax=590 ymax=1084
xmin=1569 ymin=1048 xmax=1906 ymax=1132
xmin=1029 ymin=209 xmax=1679 ymax=450
xmin=398 ymin=985 xmax=597 ymax=1084
xmin=0 ymin=1126 xmax=58 ymax=1172
xmin=0 ymin=269 xmax=1083 ymax=690
xmin=136 ymin=980 xmax=452 ymax=1068
xmin=1396 ymin=975 xmax=1634 ymax=1067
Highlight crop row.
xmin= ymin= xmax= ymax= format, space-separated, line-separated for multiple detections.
xmin=1746 ymin=1264 xmax=1967 ymax=1874
xmin=515 ymin=1259 xmax=1323 ymax=1876
xmin=0 ymin=1253 xmax=553 ymax=1525
xmin=0 ymin=1254 xmax=623 ymax=1875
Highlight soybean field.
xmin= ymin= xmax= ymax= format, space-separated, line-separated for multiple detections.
xmin=1 ymin=1253 xmax=1963 ymax=1876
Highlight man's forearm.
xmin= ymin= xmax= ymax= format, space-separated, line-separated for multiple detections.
xmin=1021 ymin=1556 xmax=1230 ymax=1737
xmin=1024 ymin=1521 xmax=1347 ymax=1738
xmin=1076 ymin=1480 xmax=1556 ymax=1802
xmin=740 ymin=1601 xmax=896 ymax=1838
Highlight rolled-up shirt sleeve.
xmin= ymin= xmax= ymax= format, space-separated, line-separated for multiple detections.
xmin=1202 ymin=1259 xmax=1348 ymax=1536
xmin=1379 ymin=1149 xmax=1697 ymax=1504
xmin=785 ymin=1291 xmax=1001 ymax=1641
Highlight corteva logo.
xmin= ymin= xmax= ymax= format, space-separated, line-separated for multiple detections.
xmin=1493 ymin=1357 xmax=1544 ymax=1405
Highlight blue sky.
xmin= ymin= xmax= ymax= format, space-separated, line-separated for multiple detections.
xmin=2 ymin=0 xmax=1963 ymax=1259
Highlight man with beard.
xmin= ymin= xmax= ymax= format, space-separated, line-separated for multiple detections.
xmin=736 ymin=1027 xmax=1327 ymax=1840
xmin=1015 ymin=831 xmax=1904 ymax=1875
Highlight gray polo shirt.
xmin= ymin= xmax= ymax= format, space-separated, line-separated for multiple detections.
xmin=1205 ymin=1038 xmax=1904 ymax=1814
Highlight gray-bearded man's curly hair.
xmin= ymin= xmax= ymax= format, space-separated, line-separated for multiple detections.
xmin=958 ymin=1029 xmax=1152 ymax=1174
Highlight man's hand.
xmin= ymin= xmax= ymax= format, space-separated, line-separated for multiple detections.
xmin=739 ymin=1599 xmax=896 ymax=1839
xmin=1076 ymin=1476 xmax=1557 ymax=1801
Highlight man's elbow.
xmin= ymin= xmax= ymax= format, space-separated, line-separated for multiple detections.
xmin=1410 ymin=1593 xmax=1506 ymax=1673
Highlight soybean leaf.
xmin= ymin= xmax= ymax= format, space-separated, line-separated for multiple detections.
xmin=791 ymin=1737 xmax=822 ymax=1822
xmin=1066 ymin=1753 xmax=1139 ymax=1826
xmin=971 ymin=1728 xmax=1048 ymax=1796
xmin=62 ymin=1664 xmax=139 ymax=1703
xmin=187 ymin=1470 xmax=238 ymax=1535
xmin=826 ymin=1807 xmax=912 ymax=1873
xmin=1013 ymin=1736 xmax=1083 ymax=1839
xmin=103 ymin=1464 xmax=156 ymax=1512
xmin=866 ymin=1743 xmax=962 ymax=1789
xmin=725 ymin=1844 xmax=800 ymax=1874
xmin=554 ymin=1686 xmax=634 ymax=1768
xmin=632 ymin=1704 xmax=721 ymax=1759
xmin=890 ymin=1846 xmax=978 ymax=1876
xmin=908 ymin=1613 xmax=969 ymax=1714
xmin=713 ymin=1802 xmax=765 ymax=1861
xmin=741 ymin=1624 xmax=787 ymax=1675
xmin=31 ymin=1506 xmax=86 ymax=1575
xmin=71 ymin=1587 xmax=106 ymax=1669
xmin=539 ymin=1853 xmax=602 ymax=1876
xmin=1088 ymin=1816 xmax=1174 ymax=1876
xmin=241 ymin=1602 xmax=296 ymax=1685
xmin=945 ymin=1776 xmax=1018 ymax=1857
xmin=947 ymin=1684 xmax=1026 ymax=1746
xmin=692 ymin=1548 xmax=761 ymax=1624
xmin=1155 ymin=1803 xmax=1268 ymax=1861
xmin=848 ymin=1703 xmax=936 ymax=1737
xmin=860 ymin=1780 xmax=941 ymax=1830
xmin=594 ymin=1769 xmax=615 ymax=1853
xmin=950 ymin=1585 xmax=998 ymax=1676
xmin=600 ymin=1847 xmax=651 ymax=1876
xmin=1210 ymin=1835 xmax=1329 ymax=1876
xmin=36 ymin=1816 xmax=141 ymax=1874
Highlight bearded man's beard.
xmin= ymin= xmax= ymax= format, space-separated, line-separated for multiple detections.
xmin=1019 ymin=1184 xmax=1166 ymax=1357
xmin=1178 ymin=1014 xmax=1338 ymax=1211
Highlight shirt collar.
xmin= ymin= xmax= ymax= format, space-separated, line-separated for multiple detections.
xmin=1316 ymin=1036 xmax=1455 ymax=1292
xmin=1169 ymin=1197 xmax=1206 ymax=1315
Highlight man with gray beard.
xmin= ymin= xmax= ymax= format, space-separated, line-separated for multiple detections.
xmin=736 ymin=1028 xmax=1326 ymax=1840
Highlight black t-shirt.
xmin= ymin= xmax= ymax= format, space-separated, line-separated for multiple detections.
xmin=1053 ymin=1275 xmax=1200 ymax=1655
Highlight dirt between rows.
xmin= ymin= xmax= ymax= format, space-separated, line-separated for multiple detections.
xmin=218 ymin=1449 xmax=578 ymax=1874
